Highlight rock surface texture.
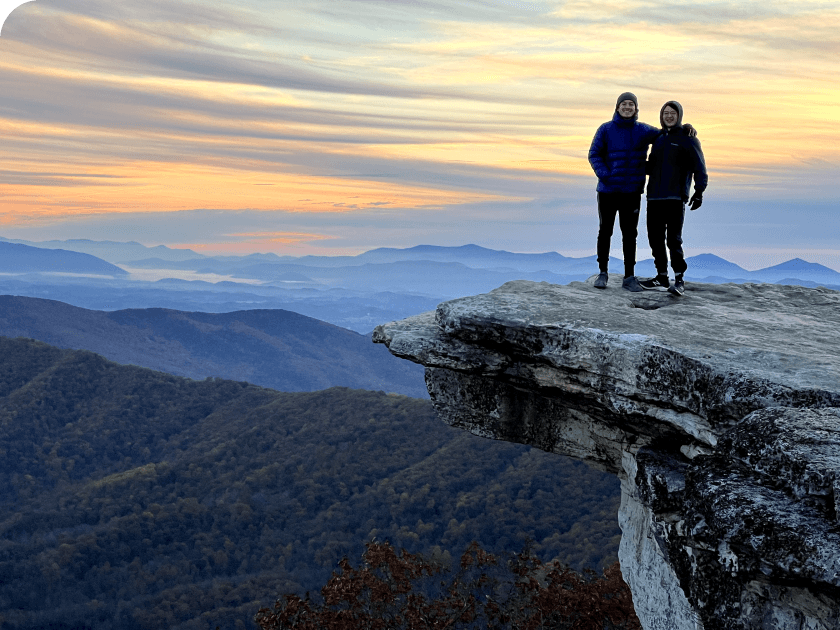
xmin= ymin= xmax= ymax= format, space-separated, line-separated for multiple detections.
xmin=373 ymin=276 xmax=840 ymax=630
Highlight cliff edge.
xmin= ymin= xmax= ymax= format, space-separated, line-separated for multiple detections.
xmin=373 ymin=276 xmax=840 ymax=630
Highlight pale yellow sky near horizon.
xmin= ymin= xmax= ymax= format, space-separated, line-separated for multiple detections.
xmin=0 ymin=0 xmax=838 ymax=268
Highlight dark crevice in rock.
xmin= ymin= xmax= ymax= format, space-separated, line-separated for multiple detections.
xmin=627 ymin=297 xmax=673 ymax=310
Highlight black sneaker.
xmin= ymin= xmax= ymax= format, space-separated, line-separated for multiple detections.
xmin=668 ymin=275 xmax=685 ymax=296
xmin=594 ymin=272 xmax=608 ymax=289
xmin=639 ymin=274 xmax=669 ymax=290
xmin=622 ymin=276 xmax=644 ymax=292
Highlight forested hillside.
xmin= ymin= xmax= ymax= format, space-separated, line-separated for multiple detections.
xmin=0 ymin=338 xmax=620 ymax=630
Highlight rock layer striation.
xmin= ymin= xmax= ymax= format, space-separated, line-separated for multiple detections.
xmin=373 ymin=277 xmax=840 ymax=630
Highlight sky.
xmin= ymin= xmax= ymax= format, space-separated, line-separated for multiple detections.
xmin=0 ymin=0 xmax=838 ymax=269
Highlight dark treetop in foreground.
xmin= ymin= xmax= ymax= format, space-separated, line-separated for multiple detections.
xmin=256 ymin=540 xmax=640 ymax=630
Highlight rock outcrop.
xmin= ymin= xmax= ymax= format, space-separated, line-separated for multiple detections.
xmin=373 ymin=276 xmax=840 ymax=630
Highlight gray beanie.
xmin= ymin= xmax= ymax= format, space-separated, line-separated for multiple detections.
xmin=615 ymin=92 xmax=638 ymax=111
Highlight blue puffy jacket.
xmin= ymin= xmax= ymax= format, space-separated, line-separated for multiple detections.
xmin=588 ymin=113 xmax=659 ymax=194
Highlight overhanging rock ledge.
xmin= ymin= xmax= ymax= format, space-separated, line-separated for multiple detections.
xmin=373 ymin=277 xmax=840 ymax=630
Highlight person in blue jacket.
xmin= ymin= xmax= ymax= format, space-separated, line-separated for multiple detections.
xmin=588 ymin=92 xmax=662 ymax=292
xmin=639 ymin=101 xmax=708 ymax=296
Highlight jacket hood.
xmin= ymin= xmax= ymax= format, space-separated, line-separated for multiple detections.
xmin=660 ymin=101 xmax=684 ymax=129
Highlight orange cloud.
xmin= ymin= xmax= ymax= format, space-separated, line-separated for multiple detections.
xmin=0 ymin=156 xmax=511 ymax=222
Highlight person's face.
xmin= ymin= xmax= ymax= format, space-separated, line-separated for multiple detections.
xmin=618 ymin=100 xmax=636 ymax=118
xmin=662 ymin=106 xmax=679 ymax=127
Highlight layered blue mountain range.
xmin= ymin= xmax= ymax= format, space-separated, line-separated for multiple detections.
xmin=4 ymin=236 xmax=838 ymax=287
xmin=0 ymin=238 xmax=837 ymax=335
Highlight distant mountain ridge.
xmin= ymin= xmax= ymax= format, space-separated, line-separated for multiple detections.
xmin=117 ymin=243 xmax=840 ymax=287
xmin=3 ymin=236 xmax=839 ymax=286
xmin=0 ymin=236 xmax=203 ymax=263
xmin=0 ymin=238 xmax=837 ymax=334
xmin=0 ymin=296 xmax=426 ymax=397
xmin=748 ymin=257 xmax=840 ymax=283
xmin=0 ymin=241 xmax=128 ymax=276
xmin=355 ymin=244 xmax=576 ymax=271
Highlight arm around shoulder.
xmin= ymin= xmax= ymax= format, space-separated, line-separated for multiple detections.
xmin=640 ymin=122 xmax=660 ymax=145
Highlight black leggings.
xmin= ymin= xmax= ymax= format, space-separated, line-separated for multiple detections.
xmin=646 ymin=199 xmax=687 ymax=275
xmin=596 ymin=192 xmax=640 ymax=277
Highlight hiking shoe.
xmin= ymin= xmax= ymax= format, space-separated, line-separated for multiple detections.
xmin=639 ymin=274 xmax=669 ymax=290
xmin=622 ymin=276 xmax=644 ymax=292
xmin=594 ymin=272 xmax=608 ymax=289
xmin=668 ymin=275 xmax=685 ymax=296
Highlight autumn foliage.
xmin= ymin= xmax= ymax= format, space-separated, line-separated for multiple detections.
xmin=255 ymin=541 xmax=641 ymax=630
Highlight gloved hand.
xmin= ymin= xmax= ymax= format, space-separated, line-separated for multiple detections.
xmin=689 ymin=192 xmax=703 ymax=210
xmin=683 ymin=123 xmax=697 ymax=138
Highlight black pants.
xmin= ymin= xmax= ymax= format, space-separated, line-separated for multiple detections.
xmin=646 ymin=199 xmax=687 ymax=275
xmin=596 ymin=192 xmax=640 ymax=277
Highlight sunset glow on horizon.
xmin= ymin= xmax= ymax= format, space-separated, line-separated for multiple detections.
xmin=1 ymin=0 xmax=839 ymax=268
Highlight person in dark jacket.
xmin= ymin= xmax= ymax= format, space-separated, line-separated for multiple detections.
xmin=639 ymin=101 xmax=708 ymax=296
xmin=588 ymin=92 xmax=668 ymax=291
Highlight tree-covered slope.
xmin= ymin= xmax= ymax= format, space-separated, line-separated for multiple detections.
xmin=0 ymin=338 xmax=620 ymax=630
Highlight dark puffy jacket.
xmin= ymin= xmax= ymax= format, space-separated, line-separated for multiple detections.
xmin=645 ymin=101 xmax=708 ymax=201
xmin=588 ymin=112 xmax=659 ymax=194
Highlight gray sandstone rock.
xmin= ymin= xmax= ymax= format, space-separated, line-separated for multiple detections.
xmin=373 ymin=277 xmax=840 ymax=630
